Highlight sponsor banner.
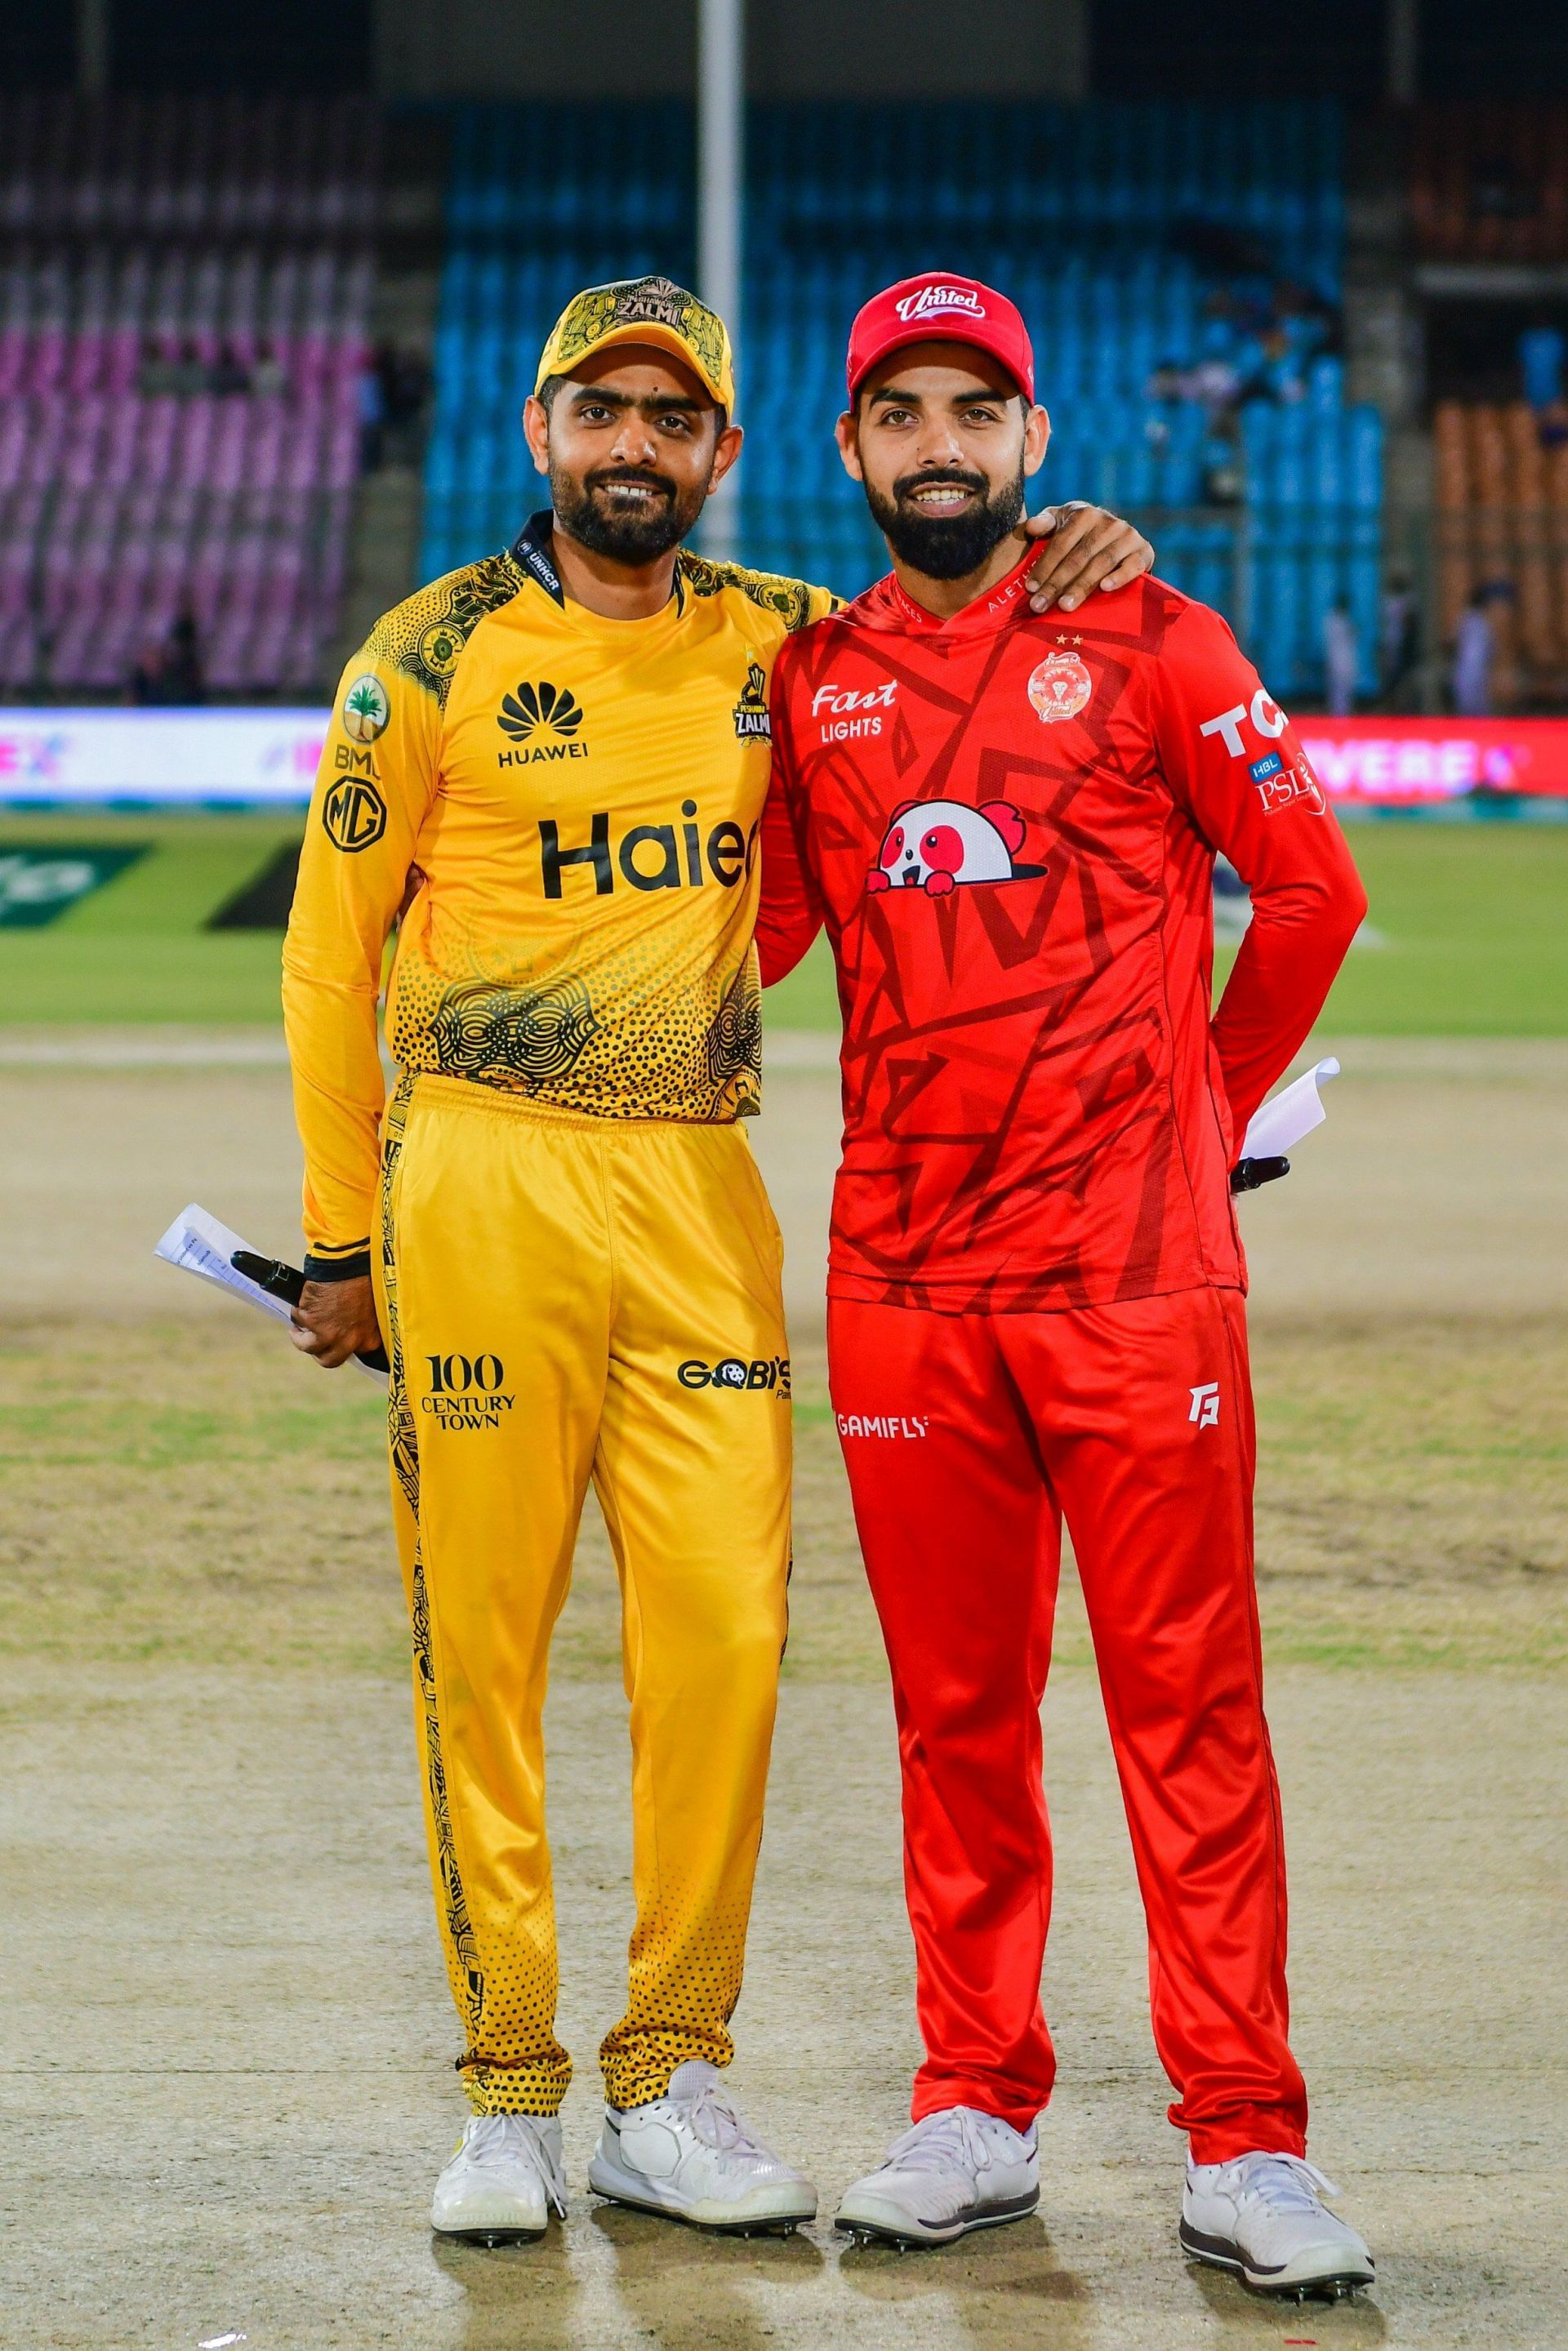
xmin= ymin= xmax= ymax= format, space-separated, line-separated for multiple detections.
xmin=0 ymin=710 xmax=327 ymax=805
xmin=1296 ymin=718 xmax=1568 ymax=804
xmin=0 ymin=843 xmax=148 ymax=926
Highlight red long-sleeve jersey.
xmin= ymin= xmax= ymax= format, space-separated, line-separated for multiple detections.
xmin=759 ymin=556 xmax=1367 ymax=1312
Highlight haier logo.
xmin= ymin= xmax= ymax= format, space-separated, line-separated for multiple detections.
xmin=895 ymin=283 xmax=986 ymax=324
xmin=540 ymin=802 xmax=754 ymax=897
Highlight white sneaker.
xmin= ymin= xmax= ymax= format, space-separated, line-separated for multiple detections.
xmin=430 ymin=2113 xmax=568 ymax=2243
xmin=587 ymin=2059 xmax=817 ymax=2233
xmin=1181 ymin=2150 xmax=1375 ymax=2300
xmin=835 ymin=2106 xmax=1040 ymax=2247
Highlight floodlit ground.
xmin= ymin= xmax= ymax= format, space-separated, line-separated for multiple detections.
xmin=0 ymin=1038 xmax=1564 ymax=2349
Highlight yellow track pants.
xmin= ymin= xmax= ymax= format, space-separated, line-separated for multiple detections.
xmin=374 ymin=1073 xmax=792 ymax=2116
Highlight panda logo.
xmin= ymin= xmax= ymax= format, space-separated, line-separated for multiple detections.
xmin=866 ymin=798 xmax=1041 ymax=898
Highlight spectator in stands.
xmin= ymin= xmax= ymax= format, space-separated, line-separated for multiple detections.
xmin=166 ymin=608 xmax=205 ymax=704
xmin=1452 ymin=583 xmax=1505 ymax=715
xmin=1519 ymin=320 xmax=1566 ymax=413
xmin=137 ymin=335 xmax=180 ymax=397
xmin=252 ymin=340 xmax=289 ymax=399
xmin=170 ymin=339 xmax=209 ymax=399
xmin=357 ymin=357 xmax=388 ymax=471
xmin=210 ymin=341 xmax=252 ymax=397
xmin=128 ymin=610 xmax=205 ymax=706
xmin=1322 ymin=597 xmax=1359 ymax=715
xmin=1379 ymin=572 xmax=1421 ymax=704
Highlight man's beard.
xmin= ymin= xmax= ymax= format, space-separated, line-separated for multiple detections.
xmin=866 ymin=465 xmax=1026 ymax=581
xmin=550 ymin=462 xmax=703 ymax=564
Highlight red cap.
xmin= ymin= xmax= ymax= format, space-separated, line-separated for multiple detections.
xmin=845 ymin=272 xmax=1036 ymax=404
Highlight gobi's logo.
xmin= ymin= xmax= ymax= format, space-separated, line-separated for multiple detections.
xmin=498 ymin=680 xmax=587 ymax=766
xmin=813 ymin=679 xmax=897 ymax=741
xmin=866 ymin=797 xmax=1042 ymax=898
xmin=1027 ymin=648 xmax=1094 ymax=724
xmin=733 ymin=658 xmax=772 ymax=741
xmin=423 ymin=1351 xmax=515 ymax=1430
xmin=323 ymin=775 xmax=387 ymax=853
xmin=678 ymin=1355 xmax=791 ymax=1396
xmin=341 ymin=673 xmax=389 ymax=743
xmin=894 ymin=283 xmax=986 ymax=324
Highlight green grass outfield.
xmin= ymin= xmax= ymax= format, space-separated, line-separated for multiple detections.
xmin=0 ymin=809 xmax=1562 ymax=1034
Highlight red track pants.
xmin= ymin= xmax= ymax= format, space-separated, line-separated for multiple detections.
xmin=829 ymin=1286 xmax=1307 ymax=2163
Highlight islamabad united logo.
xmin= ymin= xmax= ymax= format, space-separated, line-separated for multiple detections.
xmin=1027 ymin=650 xmax=1094 ymax=724
xmin=895 ymin=283 xmax=987 ymax=323
xmin=341 ymin=673 xmax=390 ymax=743
xmin=498 ymin=680 xmax=584 ymax=741
xmin=866 ymin=797 xmax=1042 ymax=898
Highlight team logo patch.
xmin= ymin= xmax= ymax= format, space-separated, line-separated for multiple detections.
xmin=733 ymin=658 xmax=772 ymax=741
xmin=418 ymin=621 xmax=463 ymax=679
xmin=1027 ymin=650 xmax=1094 ymax=724
xmin=341 ymin=673 xmax=390 ymax=743
xmin=895 ymin=283 xmax=986 ymax=324
xmin=322 ymin=774 xmax=388 ymax=853
xmin=866 ymin=797 xmax=1043 ymax=899
xmin=499 ymin=680 xmax=584 ymax=741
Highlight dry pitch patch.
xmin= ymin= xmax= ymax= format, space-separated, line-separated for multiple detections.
xmin=1 ymin=1312 xmax=1562 ymax=1679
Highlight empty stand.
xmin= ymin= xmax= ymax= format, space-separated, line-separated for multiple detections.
xmin=0 ymin=94 xmax=377 ymax=700
xmin=421 ymin=100 xmax=1382 ymax=702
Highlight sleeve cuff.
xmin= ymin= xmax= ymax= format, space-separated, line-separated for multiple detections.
xmin=304 ymin=1248 xmax=372 ymax=1284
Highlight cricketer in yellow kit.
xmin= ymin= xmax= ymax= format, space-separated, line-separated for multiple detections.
xmin=283 ymin=272 xmax=1154 ymax=2235
xmin=286 ymin=287 xmax=833 ymax=2135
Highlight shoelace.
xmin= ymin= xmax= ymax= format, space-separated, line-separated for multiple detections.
xmin=464 ymin=2113 xmax=568 ymax=2216
xmin=671 ymin=2077 xmax=775 ymax=2166
xmin=1227 ymin=2153 xmax=1340 ymax=2215
xmin=880 ymin=2108 xmax=1004 ymax=2177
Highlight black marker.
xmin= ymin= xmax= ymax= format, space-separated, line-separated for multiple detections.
xmin=231 ymin=1249 xmax=390 ymax=1374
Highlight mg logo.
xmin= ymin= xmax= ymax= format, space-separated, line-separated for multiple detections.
xmin=322 ymin=776 xmax=388 ymax=853
xmin=1188 ymin=1382 xmax=1221 ymax=1429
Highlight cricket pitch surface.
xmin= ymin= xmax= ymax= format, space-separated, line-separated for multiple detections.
xmin=0 ymin=1035 xmax=1564 ymax=2350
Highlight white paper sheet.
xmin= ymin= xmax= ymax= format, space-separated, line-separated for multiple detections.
xmin=154 ymin=1203 xmax=390 ymax=1383
xmin=1241 ymin=1057 xmax=1341 ymax=1160
xmin=154 ymin=1203 xmax=296 ymax=1324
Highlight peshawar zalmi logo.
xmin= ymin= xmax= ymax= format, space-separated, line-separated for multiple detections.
xmin=497 ymin=680 xmax=585 ymax=741
xmin=733 ymin=658 xmax=771 ymax=741
xmin=551 ymin=274 xmax=728 ymax=391
xmin=341 ymin=672 xmax=390 ymax=742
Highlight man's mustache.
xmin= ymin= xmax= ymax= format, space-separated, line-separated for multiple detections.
xmin=891 ymin=468 xmax=990 ymax=505
xmin=585 ymin=468 xmax=677 ymax=502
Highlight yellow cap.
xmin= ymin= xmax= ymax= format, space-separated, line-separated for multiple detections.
xmin=533 ymin=274 xmax=735 ymax=412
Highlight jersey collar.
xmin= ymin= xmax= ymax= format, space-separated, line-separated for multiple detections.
xmin=510 ymin=507 xmax=688 ymax=615
xmin=885 ymin=542 xmax=1038 ymax=637
xmin=510 ymin=511 xmax=566 ymax=605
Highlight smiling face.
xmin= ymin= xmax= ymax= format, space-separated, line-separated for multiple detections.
xmin=837 ymin=341 xmax=1049 ymax=581
xmin=523 ymin=343 xmax=742 ymax=565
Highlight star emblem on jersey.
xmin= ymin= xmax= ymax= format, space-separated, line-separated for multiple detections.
xmin=733 ymin=659 xmax=772 ymax=741
xmin=341 ymin=673 xmax=390 ymax=743
xmin=498 ymin=681 xmax=585 ymax=741
xmin=1027 ymin=650 xmax=1094 ymax=724
xmin=866 ymin=798 xmax=1043 ymax=898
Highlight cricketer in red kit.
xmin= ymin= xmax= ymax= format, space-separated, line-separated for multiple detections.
xmin=756 ymin=275 xmax=1373 ymax=2273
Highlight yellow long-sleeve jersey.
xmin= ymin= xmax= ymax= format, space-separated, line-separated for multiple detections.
xmin=282 ymin=515 xmax=837 ymax=1264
